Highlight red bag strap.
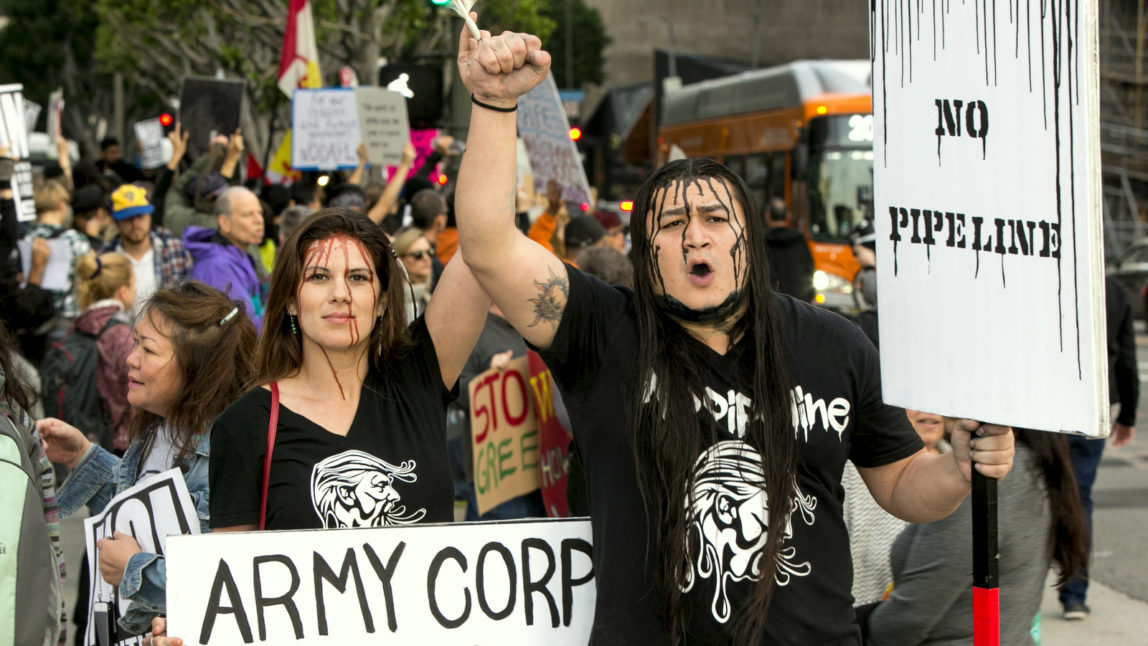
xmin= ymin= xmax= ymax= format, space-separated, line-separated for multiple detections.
xmin=259 ymin=381 xmax=280 ymax=531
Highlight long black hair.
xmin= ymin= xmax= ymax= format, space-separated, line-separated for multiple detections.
xmin=1014 ymin=428 xmax=1088 ymax=586
xmin=628 ymin=158 xmax=797 ymax=643
xmin=0 ymin=318 xmax=35 ymax=414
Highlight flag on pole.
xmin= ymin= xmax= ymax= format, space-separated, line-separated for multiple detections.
xmin=277 ymin=0 xmax=321 ymax=97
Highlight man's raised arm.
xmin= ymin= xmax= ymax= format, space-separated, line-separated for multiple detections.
xmin=454 ymin=18 xmax=568 ymax=350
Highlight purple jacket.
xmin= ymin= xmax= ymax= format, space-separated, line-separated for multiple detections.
xmin=183 ymin=227 xmax=264 ymax=331
xmin=74 ymin=303 xmax=133 ymax=451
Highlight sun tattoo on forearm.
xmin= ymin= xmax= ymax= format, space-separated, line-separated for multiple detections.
xmin=527 ymin=267 xmax=569 ymax=328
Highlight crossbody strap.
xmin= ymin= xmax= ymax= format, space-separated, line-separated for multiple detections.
xmin=259 ymin=382 xmax=280 ymax=531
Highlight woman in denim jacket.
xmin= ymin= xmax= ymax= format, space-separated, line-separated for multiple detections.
xmin=39 ymin=281 xmax=256 ymax=636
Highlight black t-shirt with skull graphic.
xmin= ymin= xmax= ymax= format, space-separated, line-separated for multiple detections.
xmin=210 ymin=319 xmax=456 ymax=530
xmin=539 ymin=267 xmax=922 ymax=645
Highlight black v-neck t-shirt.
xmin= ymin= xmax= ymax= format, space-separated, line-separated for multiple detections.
xmin=539 ymin=267 xmax=922 ymax=645
xmin=210 ymin=320 xmax=456 ymax=530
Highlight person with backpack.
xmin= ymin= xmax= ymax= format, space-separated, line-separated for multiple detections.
xmin=0 ymin=318 xmax=66 ymax=646
xmin=43 ymin=252 xmax=135 ymax=452
xmin=38 ymin=281 xmax=256 ymax=639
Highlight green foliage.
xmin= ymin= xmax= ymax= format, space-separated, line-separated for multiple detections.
xmin=540 ymin=0 xmax=610 ymax=88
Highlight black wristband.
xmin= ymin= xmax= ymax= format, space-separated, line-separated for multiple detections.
xmin=471 ymin=95 xmax=517 ymax=113
xmin=0 ymin=179 xmax=10 ymax=191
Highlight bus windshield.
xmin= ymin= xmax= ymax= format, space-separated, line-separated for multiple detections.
xmin=805 ymin=115 xmax=874 ymax=244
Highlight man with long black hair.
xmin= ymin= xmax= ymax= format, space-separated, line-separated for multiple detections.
xmin=453 ymin=21 xmax=1016 ymax=645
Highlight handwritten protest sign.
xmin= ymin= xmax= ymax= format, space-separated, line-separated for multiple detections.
xmin=870 ymin=1 xmax=1106 ymax=435
xmin=517 ymin=74 xmax=592 ymax=206
xmin=166 ymin=519 xmax=595 ymax=645
xmin=291 ymin=88 xmax=360 ymax=170
xmin=356 ymin=88 xmax=410 ymax=167
xmin=0 ymin=84 xmax=36 ymax=221
xmin=470 ymin=356 xmax=541 ymax=515
xmin=292 ymin=88 xmax=411 ymax=170
xmin=179 ymin=78 xmax=244 ymax=158
xmin=23 ymin=98 xmax=40 ymax=133
xmin=134 ymin=118 xmax=167 ymax=169
xmin=527 ymin=351 xmax=572 ymax=517
xmin=83 ymin=469 xmax=200 ymax=646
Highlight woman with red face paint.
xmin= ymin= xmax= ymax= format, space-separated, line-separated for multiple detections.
xmin=209 ymin=208 xmax=490 ymax=531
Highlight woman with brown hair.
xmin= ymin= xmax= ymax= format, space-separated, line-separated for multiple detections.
xmin=38 ymin=281 xmax=256 ymax=637
xmin=209 ymin=208 xmax=489 ymax=532
xmin=68 ymin=251 xmax=135 ymax=451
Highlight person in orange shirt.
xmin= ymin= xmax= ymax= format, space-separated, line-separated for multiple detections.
xmin=527 ymin=179 xmax=568 ymax=256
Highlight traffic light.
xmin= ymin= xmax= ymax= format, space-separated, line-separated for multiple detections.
xmin=430 ymin=0 xmax=449 ymax=4
xmin=569 ymin=127 xmax=583 ymax=141
xmin=159 ymin=113 xmax=173 ymax=127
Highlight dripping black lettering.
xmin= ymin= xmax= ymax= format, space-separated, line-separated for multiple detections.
xmin=887 ymin=204 xmax=1060 ymax=280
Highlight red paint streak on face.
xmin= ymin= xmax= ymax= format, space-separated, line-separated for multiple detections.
xmin=318 ymin=346 xmax=346 ymax=400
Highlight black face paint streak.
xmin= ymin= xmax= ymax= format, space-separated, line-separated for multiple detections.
xmin=647 ymin=184 xmax=673 ymax=295
xmin=657 ymin=290 xmax=747 ymax=326
xmin=700 ymin=176 xmax=748 ymax=289
xmin=677 ymin=178 xmax=693 ymax=267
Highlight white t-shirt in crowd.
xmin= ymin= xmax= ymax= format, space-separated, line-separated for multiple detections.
xmin=130 ymin=248 xmax=157 ymax=309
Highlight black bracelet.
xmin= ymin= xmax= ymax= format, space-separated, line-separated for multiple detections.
xmin=471 ymin=95 xmax=517 ymax=113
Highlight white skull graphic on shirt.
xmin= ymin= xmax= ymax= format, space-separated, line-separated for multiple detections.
xmin=680 ymin=440 xmax=817 ymax=624
xmin=310 ymin=449 xmax=427 ymax=528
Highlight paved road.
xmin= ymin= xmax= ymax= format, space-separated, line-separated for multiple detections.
xmin=55 ymin=334 xmax=1148 ymax=643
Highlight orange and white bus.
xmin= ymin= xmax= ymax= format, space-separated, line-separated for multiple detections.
xmin=658 ymin=60 xmax=874 ymax=312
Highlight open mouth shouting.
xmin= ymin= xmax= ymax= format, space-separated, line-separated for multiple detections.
xmin=688 ymin=259 xmax=715 ymax=287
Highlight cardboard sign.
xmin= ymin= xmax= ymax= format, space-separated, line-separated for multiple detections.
xmin=23 ymin=98 xmax=40 ymax=133
xmin=527 ymin=350 xmax=572 ymax=517
xmin=178 ymin=77 xmax=245 ymax=157
xmin=134 ymin=118 xmax=167 ymax=169
xmin=18 ymin=236 xmax=72 ymax=290
xmin=517 ymin=74 xmax=593 ymax=206
xmin=470 ymin=356 xmax=541 ymax=515
xmin=356 ymin=87 xmax=410 ymax=167
xmin=83 ymin=469 xmax=201 ymax=646
xmin=166 ymin=519 xmax=596 ymax=645
xmin=870 ymin=1 xmax=1106 ymax=435
xmin=291 ymin=88 xmax=359 ymax=170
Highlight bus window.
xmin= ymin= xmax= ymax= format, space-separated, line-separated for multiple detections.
xmin=745 ymin=154 xmax=769 ymax=215
xmin=805 ymin=115 xmax=874 ymax=243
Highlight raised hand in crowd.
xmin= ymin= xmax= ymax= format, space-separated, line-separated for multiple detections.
xmin=167 ymin=122 xmax=189 ymax=172
xmin=366 ymin=142 xmax=417 ymax=226
xmin=220 ymin=129 xmax=244 ymax=180
xmin=349 ymin=142 xmax=368 ymax=185
xmin=37 ymin=416 xmax=91 ymax=470
xmin=55 ymin=136 xmax=73 ymax=188
xmin=457 ymin=15 xmax=550 ymax=109
xmin=96 ymin=531 xmax=142 ymax=586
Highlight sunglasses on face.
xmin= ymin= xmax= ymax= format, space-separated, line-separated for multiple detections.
xmin=404 ymin=250 xmax=430 ymax=260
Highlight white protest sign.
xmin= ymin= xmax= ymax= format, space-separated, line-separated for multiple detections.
xmin=18 ymin=237 xmax=71 ymax=290
xmin=134 ymin=118 xmax=167 ymax=169
xmin=83 ymin=469 xmax=201 ymax=646
xmin=10 ymin=160 xmax=34 ymax=222
xmin=871 ymin=1 xmax=1106 ymax=435
xmin=356 ymin=87 xmax=410 ymax=167
xmin=517 ymin=74 xmax=592 ymax=206
xmin=0 ymin=85 xmax=30 ymax=159
xmin=167 ymin=518 xmax=595 ymax=645
xmin=291 ymin=88 xmax=361 ymax=171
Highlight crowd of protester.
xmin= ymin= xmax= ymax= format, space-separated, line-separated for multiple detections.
xmin=1 ymin=17 xmax=1130 ymax=646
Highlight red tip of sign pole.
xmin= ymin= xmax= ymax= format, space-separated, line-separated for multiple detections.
xmin=973 ymin=586 xmax=1000 ymax=646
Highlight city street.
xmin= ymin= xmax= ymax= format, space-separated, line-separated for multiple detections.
xmin=55 ymin=332 xmax=1148 ymax=644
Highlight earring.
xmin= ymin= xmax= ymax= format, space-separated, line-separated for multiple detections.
xmin=289 ymin=313 xmax=299 ymax=336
